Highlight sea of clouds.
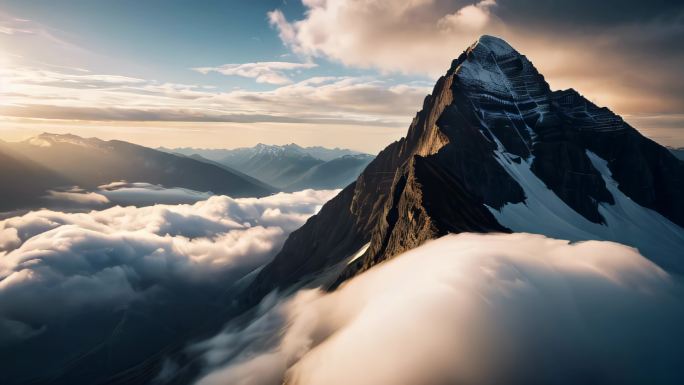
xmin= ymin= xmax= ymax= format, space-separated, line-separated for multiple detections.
xmin=0 ymin=189 xmax=337 ymax=383
xmin=0 ymin=189 xmax=337 ymax=342
xmin=191 ymin=233 xmax=684 ymax=385
xmin=3 ymin=187 xmax=684 ymax=385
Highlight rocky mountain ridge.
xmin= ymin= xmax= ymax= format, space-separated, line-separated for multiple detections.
xmin=249 ymin=35 xmax=684 ymax=298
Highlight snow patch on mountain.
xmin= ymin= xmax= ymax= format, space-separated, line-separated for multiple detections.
xmin=488 ymin=150 xmax=684 ymax=272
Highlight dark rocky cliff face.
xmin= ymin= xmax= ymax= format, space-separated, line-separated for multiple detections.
xmin=248 ymin=35 xmax=684 ymax=298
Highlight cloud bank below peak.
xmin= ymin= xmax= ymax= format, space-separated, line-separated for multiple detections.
xmin=0 ymin=189 xmax=338 ymax=345
xmin=192 ymin=232 xmax=684 ymax=385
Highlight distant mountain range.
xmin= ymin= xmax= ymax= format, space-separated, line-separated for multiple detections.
xmin=0 ymin=134 xmax=374 ymax=213
xmin=163 ymin=143 xmax=374 ymax=190
xmin=0 ymin=133 xmax=274 ymax=212
xmin=670 ymin=147 xmax=684 ymax=160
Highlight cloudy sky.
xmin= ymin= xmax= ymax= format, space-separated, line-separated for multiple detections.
xmin=0 ymin=0 xmax=682 ymax=152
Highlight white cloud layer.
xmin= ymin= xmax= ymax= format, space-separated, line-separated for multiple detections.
xmin=193 ymin=232 xmax=684 ymax=385
xmin=45 ymin=189 xmax=111 ymax=206
xmin=193 ymin=62 xmax=317 ymax=85
xmin=97 ymin=181 xmax=212 ymax=206
xmin=0 ymin=189 xmax=338 ymax=344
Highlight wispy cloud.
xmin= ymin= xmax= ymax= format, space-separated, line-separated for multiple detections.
xmin=193 ymin=61 xmax=317 ymax=85
xmin=0 ymin=11 xmax=85 ymax=52
xmin=0 ymin=65 xmax=429 ymax=126
xmin=0 ymin=16 xmax=34 ymax=35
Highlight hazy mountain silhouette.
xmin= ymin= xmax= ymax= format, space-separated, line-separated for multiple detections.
xmin=0 ymin=133 xmax=274 ymax=211
xmin=670 ymin=147 xmax=684 ymax=160
xmin=167 ymin=144 xmax=373 ymax=190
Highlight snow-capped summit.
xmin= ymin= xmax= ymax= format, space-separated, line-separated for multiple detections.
xmin=252 ymin=142 xmax=307 ymax=157
xmin=473 ymin=34 xmax=517 ymax=56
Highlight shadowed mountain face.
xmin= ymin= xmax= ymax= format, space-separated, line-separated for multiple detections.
xmin=0 ymin=139 xmax=72 ymax=212
xmin=0 ymin=134 xmax=275 ymax=211
xmin=284 ymin=154 xmax=375 ymax=191
xmin=167 ymin=144 xmax=373 ymax=190
xmin=671 ymin=147 xmax=684 ymax=160
xmin=249 ymin=35 xmax=684 ymax=298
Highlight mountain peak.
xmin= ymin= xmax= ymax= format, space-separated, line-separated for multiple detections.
xmin=454 ymin=35 xmax=540 ymax=98
xmin=447 ymin=35 xmax=519 ymax=73
xmin=284 ymin=143 xmax=303 ymax=149
xmin=473 ymin=35 xmax=517 ymax=56
xmin=249 ymin=36 xmax=684 ymax=300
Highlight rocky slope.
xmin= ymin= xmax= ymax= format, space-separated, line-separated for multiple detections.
xmin=249 ymin=35 xmax=684 ymax=298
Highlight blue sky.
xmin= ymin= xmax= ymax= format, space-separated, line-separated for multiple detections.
xmin=0 ymin=0 xmax=350 ymax=89
xmin=0 ymin=0 xmax=682 ymax=151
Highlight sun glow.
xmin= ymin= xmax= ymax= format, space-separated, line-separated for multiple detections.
xmin=0 ymin=51 xmax=11 ymax=95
